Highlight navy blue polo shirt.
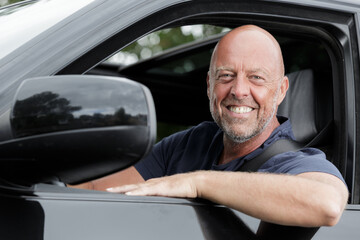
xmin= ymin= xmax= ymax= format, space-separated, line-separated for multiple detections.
xmin=135 ymin=117 xmax=344 ymax=182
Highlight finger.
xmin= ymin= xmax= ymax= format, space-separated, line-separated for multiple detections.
xmin=126 ymin=182 xmax=173 ymax=197
xmin=125 ymin=188 xmax=151 ymax=196
xmin=106 ymin=184 xmax=139 ymax=193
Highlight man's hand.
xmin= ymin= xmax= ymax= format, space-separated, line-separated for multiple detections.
xmin=107 ymin=172 xmax=199 ymax=198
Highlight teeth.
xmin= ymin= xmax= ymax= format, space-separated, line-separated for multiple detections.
xmin=229 ymin=106 xmax=253 ymax=114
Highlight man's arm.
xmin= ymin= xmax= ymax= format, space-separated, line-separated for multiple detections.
xmin=71 ymin=166 xmax=145 ymax=191
xmin=107 ymin=171 xmax=348 ymax=227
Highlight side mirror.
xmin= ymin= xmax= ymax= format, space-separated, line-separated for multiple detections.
xmin=0 ymin=75 xmax=156 ymax=184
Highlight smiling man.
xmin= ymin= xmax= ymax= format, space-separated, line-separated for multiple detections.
xmin=79 ymin=25 xmax=348 ymax=227
xmin=207 ymin=25 xmax=287 ymax=164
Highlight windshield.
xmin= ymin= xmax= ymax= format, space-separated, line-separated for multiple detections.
xmin=0 ymin=0 xmax=95 ymax=58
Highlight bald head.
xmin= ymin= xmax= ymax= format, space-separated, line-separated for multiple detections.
xmin=206 ymin=24 xmax=289 ymax=144
xmin=210 ymin=25 xmax=285 ymax=79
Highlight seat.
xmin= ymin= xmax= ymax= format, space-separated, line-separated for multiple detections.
xmin=277 ymin=69 xmax=333 ymax=145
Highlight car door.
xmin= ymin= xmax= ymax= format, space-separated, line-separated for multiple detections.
xmin=0 ymin=0 xmax=359 ymax=239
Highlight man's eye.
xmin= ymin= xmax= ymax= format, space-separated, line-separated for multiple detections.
xmin=218 ymin=74 xmax=234 ymax=80
xmin=221 ymin=74 xmax=232 ymax=77
xmin=249 ymin=75 xmax=265 ymax=83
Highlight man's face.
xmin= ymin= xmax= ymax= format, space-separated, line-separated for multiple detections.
xmin=207 ymin=29 xmax=285 ymax=143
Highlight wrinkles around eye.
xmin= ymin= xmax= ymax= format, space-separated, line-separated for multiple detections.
xmin=217 ymin=74 xmax=235 ymax=82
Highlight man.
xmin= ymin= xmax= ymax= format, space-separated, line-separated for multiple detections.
xmin=77 ymin=25 xmax=348 ymax=227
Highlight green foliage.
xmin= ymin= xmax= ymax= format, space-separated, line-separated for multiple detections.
xmin=124 ymin=25 xmax=225 ymax=57
xmin=0 ymin=0 xmax=26 ymax=7
xmin=8 ymin=0 xmax=25 ymax=4
xmin=107 ymin=25 xmax=230 ymax=65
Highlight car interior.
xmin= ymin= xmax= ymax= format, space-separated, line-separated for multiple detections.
xmin=87 ymin=24 xmax=336 ymax=165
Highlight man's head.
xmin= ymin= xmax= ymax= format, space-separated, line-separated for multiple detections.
xmin=207 ymin=25 xmax=289 ymax=143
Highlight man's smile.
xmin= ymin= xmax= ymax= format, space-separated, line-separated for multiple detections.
xmin=227 ymin=105 xmax=254 ymax=114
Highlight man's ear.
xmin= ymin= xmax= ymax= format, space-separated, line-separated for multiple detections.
xmin=276 ymin=76 xmax=289 ymax=105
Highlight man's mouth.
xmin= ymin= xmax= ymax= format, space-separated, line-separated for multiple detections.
xmin=228 ymin=106 xmax=253 ymax=114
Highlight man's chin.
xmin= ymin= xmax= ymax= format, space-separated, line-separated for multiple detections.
xmin=225 ymin=132 xmax=254 ymax=143
xmin=222 ymin=126 xmax=254 ymax=142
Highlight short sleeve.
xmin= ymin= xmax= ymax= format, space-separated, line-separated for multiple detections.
xmin=134 ymin=122 xmax=220 ymax=180
xmin=134 ymin=140 xmax=167 ymax=180
xmin=134 ymin=126 xmax=195 ymax=180
xmin=258 ymin=148 xmax=346 ymax=183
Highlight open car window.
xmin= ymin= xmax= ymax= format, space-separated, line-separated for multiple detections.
xmin=90 ymin=24 xmax=333 ymax=147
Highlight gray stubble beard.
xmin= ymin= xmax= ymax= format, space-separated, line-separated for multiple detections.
xmin=209 ymin=86 xmax=280 ymax=144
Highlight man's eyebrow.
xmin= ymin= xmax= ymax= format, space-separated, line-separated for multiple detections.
xmin=214 ymin=66 xmax=235 ymax=75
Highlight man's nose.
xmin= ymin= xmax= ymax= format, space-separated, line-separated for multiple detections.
xmin=230 ymin=75 xmax=251 ymax=99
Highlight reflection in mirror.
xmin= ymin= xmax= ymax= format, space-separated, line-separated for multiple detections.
xmin=11 ymin=75 xmax=148 ymax=138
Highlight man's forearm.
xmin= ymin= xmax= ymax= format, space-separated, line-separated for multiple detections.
xmin=194 ymin=171 xmax=348 ymax=227
xmin=107 ymin=170 xmax=348 ymax=227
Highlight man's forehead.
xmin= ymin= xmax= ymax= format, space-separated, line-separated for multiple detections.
xmin=221 ymin=30 xmax=276 ymax=53
xmin=211 ymin=27 xmax=283 ymax=77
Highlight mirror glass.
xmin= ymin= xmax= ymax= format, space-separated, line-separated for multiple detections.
xmin=11 ymin=76 xmax=148 ymax=138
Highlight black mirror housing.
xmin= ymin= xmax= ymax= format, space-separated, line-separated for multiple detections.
xmin=0 ymin=75 xmax=156 ymax=184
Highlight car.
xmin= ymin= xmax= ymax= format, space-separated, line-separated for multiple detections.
xmin=0 ymin=0 xmax=359 ymax=239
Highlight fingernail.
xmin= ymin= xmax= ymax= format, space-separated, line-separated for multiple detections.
xmin=125 ymin=192 xmax=132 ymax=195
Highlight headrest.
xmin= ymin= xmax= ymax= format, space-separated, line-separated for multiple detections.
xmin=278 ymin=69 xmax=318 ymax=143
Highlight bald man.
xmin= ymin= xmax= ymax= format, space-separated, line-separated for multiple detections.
xmin=77 ymin=25 xmax=348 ymax=227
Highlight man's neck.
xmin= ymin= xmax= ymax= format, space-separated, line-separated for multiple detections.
xmin=218 ymin=118 xmax=280 ymax=165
